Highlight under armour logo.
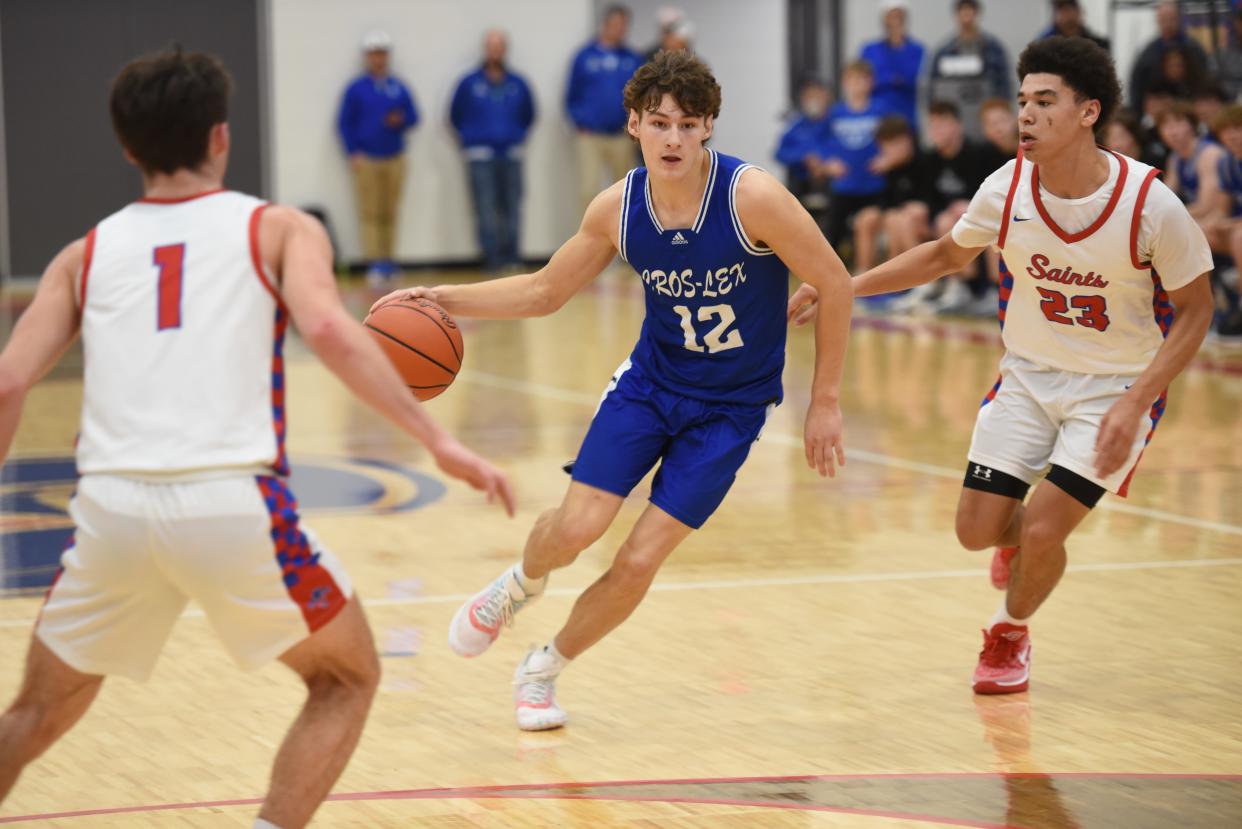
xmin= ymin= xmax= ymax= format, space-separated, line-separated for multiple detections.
xmin=972 ymin=465 xmax=992 ymax=481
xmin=671 ymin=231 xmax=689 ymax=245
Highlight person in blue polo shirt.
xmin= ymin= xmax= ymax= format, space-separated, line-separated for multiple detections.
xmin=451 ymin=30 xmax=536 ymax=273
xmin=566 ymin=5 xmax=643 ymax=211
xmin=337 ymin=30 xmax=419 ymax=283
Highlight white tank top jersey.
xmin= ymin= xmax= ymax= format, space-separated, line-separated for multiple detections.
xmin=953 ymin=149 xmax=1213 ymax=375
xmin=75 ymin=189 xmax=289 ymax=476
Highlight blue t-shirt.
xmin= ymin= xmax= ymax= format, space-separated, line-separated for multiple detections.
xmin=1219 ymin=151 xmax=1242 ymax=217
xmin=824 ymin=100 xmax=887 ymax=196
xmin=337 ymin=74 xmax=419 ymax=158
xmin=1175 ymin=138 xmax=1215 ymax=203
xmin=618 ymin=150 xmax=790 ymax=406
xmin=860 ymin=38 xmax=924 ymax=129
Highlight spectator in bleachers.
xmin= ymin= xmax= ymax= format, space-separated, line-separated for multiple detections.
xmin=1159 ymin=104 xmax=1225 ymax=221
xmin=1139 ymin=83 xmax=1175 ymax=169
xmin=450 ymin=30 xmax=536 ymax=273
xmin=822 ymin=60 xmax=888 ymax=273
xmin=1205 ymin=105 xmax=1242 ymax=338
xmin=927 ymin=0 xmax=1011 ymax=142
xmin=775 ymin=77 xmax=833 ymax=208
xmin=1154 ymin=43 xmax=1210 ymax=102
xmin=1040 ymin=1 xmax=1110 ymax=52
xmin=1105 ymin=109 xmax=1164 ymax=168
xmin=337 ymin=30 xmax=419 ymax=283
xmin=872 ymin=116 xmax=926 ymax=262
xmin=979 ymin=97 xmax=1017 ymax=165
xmin=1213 ymin=9 xmax=1242 ymax=100
xmin=1129 ymin=1 xmax=1209 ymax=115
xmin=860 ymin=1 xmax=924 ymax=130
xmin=890 ymin=100 xmax=996 ymax=314
xmin=1193 ymin=85 xmax=1228 ymax=136
xmin=566 ymin=4 xmax=643 ymax=212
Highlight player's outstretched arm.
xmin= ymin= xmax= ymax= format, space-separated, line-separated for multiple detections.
xmin=267 ymin=206 xmax=515 ymax=515
xmin=0 ymin=240 xmax=84 ymax=464
xmin=1094 ymin=272 xmax=1213 ymax=478
xmin=370 ymin=183 xmax=623 ymax=320
xmin=787 ymin=231 xmax=987 ymax=325
xmin=736 ymin=168 xmax=850 ymax=478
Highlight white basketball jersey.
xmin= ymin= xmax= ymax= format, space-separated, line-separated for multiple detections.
xmin=996 ymin=151 xmax=1174 ymax=375
xmin=76 ymin=190 xmax=288 ymax=476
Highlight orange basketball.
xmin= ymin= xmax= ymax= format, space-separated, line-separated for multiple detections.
xmin=364 ymin=298 xmax=464 ymax=401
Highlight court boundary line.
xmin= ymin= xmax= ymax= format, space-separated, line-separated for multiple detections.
xmin=3 ymin=556 xmax=1241 ymax=624
xmin=463 ymin=370 xmax=1242 ymax=538
xmin=2 ymin=771 xmax=1237 ymax=825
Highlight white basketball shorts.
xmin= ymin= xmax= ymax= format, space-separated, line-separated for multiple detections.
xmin=36 ymin=473 xmax=353 ymax=681
xmin=968 ymin=351 xmax=1165 ymax=497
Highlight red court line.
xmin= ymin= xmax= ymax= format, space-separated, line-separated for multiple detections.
xmin=3 ymin=771 xmax=1238 ymax=824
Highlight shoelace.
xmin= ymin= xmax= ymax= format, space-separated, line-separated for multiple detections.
xmin=474 ymin=582 xmax=515 ymax=630
xmin=980 ymin=630 xmax=1023 ymax=667
xmin=516 ymin=676 xmax=555 ymax=707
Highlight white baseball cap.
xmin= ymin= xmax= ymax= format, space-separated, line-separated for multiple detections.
xmin=361 ymin=30 xmax=392 ymax=53
xmin=880 ymin=0 xmax=910 ymax=12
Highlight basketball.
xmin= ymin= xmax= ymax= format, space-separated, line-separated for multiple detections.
xmin=364 ymin=298 xmax=464 ymax=401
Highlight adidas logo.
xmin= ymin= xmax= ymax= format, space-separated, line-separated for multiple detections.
xmin=671 ymin=231 xmax=689 ymax=245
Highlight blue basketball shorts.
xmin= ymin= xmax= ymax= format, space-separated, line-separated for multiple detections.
xmin=570 ymin=360 xmax=774 ymax=529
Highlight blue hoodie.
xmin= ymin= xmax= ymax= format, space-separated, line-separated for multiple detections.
xmin=566 ymin=41 xmax=643 ymax=133
xmin=775 ymin=113 xmax=832 ymax=183
xmin=450 ymin=67 xmax=536 ymax=157
xmin=337 ymin=74 xmax=419 ymax=158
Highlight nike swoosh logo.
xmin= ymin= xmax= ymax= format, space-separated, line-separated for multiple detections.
xmin=1012 ymin=216 xmax=1032 ymax=222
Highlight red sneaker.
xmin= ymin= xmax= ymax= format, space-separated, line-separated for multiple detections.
xmin=990 ymin=547 xmax=1018 ymax=590
xmin=973 ymin=623 xmax=1031 ymax=695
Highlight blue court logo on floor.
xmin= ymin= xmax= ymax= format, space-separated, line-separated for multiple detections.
xmin=0 ymin=456 xmax=446 ymax=594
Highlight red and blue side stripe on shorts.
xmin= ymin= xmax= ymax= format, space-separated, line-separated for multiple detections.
xmin=256 ymin=476 xmax=345 ymax=632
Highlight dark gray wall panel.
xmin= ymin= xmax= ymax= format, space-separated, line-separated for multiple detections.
xmin=1 ymin=0 xmax=262 ymax=276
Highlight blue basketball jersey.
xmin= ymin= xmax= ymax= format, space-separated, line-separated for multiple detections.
xmin=1219 ymin=151 xmax=1242 ymax=217
xmin=618 ymin=150 xmax=790 ymax=406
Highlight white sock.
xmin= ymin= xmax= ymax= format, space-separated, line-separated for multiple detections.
xmin=523 ymin=641 xmax=569 ymax=677
xmin=254 ymin=819 xmax=283 ymax=829
xmin=513 ymin=563 xmax=547 ymax=595
xmin=990 ymin=601 xmax=1030 ymax=629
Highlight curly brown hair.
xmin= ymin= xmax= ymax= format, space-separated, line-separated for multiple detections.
xmin=622 ymin=50 xmax=721 ymax=121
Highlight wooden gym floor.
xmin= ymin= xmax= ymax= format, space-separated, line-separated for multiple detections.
xmin=1 ymin=267 xmax=1240 ymax=827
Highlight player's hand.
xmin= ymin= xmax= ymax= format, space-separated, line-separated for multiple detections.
xmin=349 ymin=153 xmax=364 ymax=172
xmin=787 ymin=283 xmax=819 ymax=327
xmin=1094 ymin=395 xmax=1146 ymax=479
xmin=369 ymin=286 xmax=437 ymax=314
xmin=823 ymin=159 xmax=847 ymax=179
xmin=804 ymin=399 xmax=845 ymax=478
xmin=431 ymin=437 xmax=516 ymax=517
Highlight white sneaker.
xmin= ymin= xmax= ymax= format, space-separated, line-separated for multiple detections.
xmin=447 ymin=566 xmax=543 ymax=658
xmin=513 ymin=649 xmax=568 ymax=731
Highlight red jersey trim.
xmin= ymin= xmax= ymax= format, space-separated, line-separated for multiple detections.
xmin=996 ymin=151 xmax=1024 ymax=250
xmin=1129 ymin=167 xmax=1162 ymax=270
xmin=1031 ymin=149 xmax=1128 ymax=244
xmin=248 ymin=203 xmax=283 ymax=306
xmin=136 ymin=188 xmax=227 ymax=205
xmin=78 ymin=227 xmax=97 ymax=308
